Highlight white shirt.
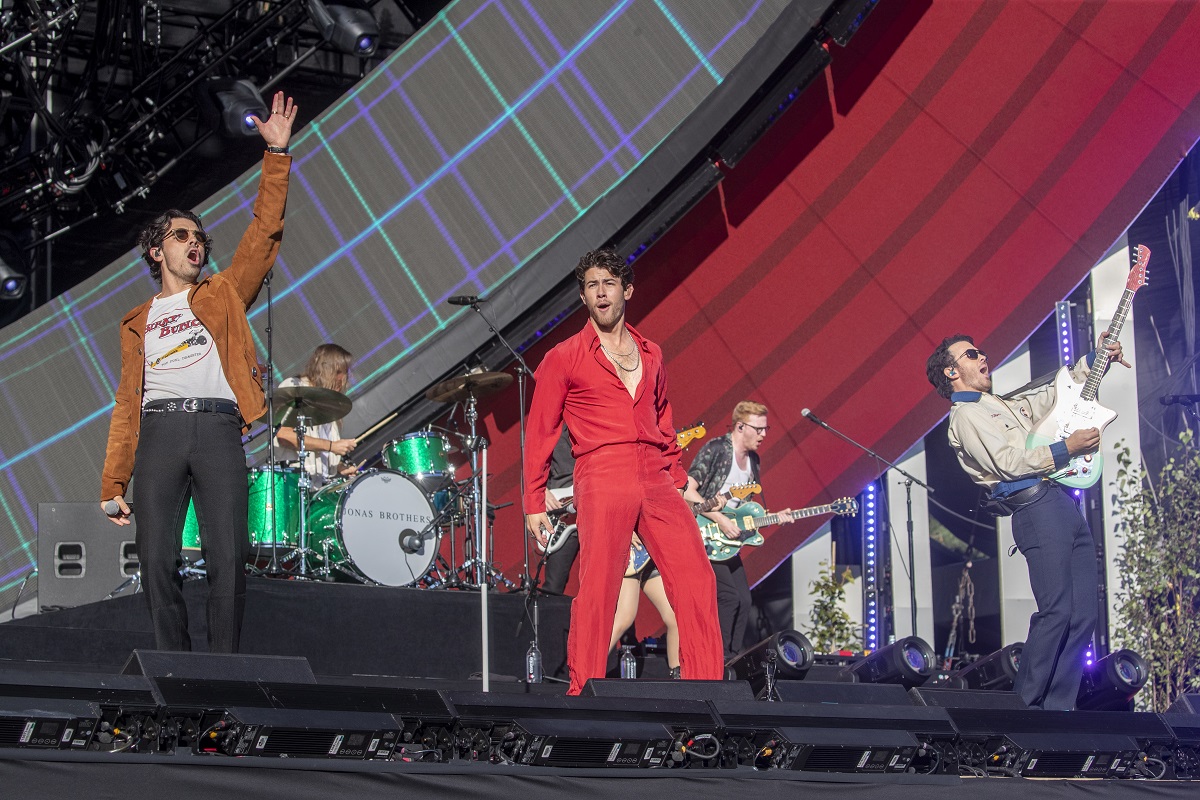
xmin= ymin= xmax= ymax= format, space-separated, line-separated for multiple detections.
xmin=142 ymin=289 xmax=234 ymax=405
xmin=273 ymin=376 xmax=341 ymax=481
xmin=720 ymin=451 xmax=755 ymax=509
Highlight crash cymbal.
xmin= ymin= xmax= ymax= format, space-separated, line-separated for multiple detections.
xmin=271 ymin=385 xmax=352 ymax=427
xmin=426 ymin=371 xmax=513 ymax=404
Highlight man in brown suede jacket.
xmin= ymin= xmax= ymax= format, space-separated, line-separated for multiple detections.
xmin=101 ymin=91 xmax=297 ymax=653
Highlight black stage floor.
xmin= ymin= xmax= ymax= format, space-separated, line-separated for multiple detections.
xmin=0 ymin=578 xmax=572 ymax=681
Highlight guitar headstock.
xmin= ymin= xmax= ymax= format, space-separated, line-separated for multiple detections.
xmin=728 ymin=482 xmax=761 ymax=501
xmin=1127 ymin=244 xmax=1150 ymax=292
xmin=831 ymin=497 xmax=859 ymax=516
xmin=676 ymin=424 xmax=706 ymax=449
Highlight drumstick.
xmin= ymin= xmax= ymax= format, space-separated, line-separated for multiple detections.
xmin=353 ymin=409 xmax=400 ymax=444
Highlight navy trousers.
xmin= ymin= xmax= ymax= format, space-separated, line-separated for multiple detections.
xmin=1010 ymin=486 xmax=1098 ymax=710
xmin=132 ymin=410 xmax=249 ymax=652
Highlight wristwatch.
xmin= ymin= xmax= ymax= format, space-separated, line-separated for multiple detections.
xmin=266 ymin=145 xmax=289 ymax=155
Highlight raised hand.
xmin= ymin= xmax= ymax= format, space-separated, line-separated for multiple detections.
xmin=251 ymin=91 xmax=298 ymax=150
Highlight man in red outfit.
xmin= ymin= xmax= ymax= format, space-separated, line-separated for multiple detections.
xmin=524 ymin=248 xmax=724 ymax=694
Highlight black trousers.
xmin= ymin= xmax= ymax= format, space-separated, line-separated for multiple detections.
xmin=1010 ymin=486 xmax=1098 ymax=710
xmin=712 ymin=555 xmax=753 ymax=660
xmin=541 ymin=531 xmax=580 ymax=595
xmin=132 ymin=410 xmax=249 ymax=652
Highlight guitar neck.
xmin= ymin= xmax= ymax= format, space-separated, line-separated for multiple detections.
xmin=748 ymin=504 xmax=833 ymax=528
xmin=1080 ymin=287 xmax=1134 ymax=402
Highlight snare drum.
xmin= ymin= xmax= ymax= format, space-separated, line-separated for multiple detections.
xmin=179 ymin=465 xmax=300 ymax=554
xmin=381 ymin=431 xmax=451 ymax=490
xmin=306 ymin=469 xmax=440 ymax=586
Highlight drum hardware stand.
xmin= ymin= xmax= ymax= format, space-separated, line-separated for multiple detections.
xmin=462 ymin=298 xmax=541 ymax=670
xmin=281 ymin=413 xmax=317 ymax=578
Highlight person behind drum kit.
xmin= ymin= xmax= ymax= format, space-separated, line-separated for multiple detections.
xmin=524 ymin=247 xmax=724 ymax=694
xmin=100 ymin=92 xmax=297 ymax=654
xmin=686 ymin=400 xmax=788 ymax=660
xmin=275 ymin=343 xmax=357 ymax=485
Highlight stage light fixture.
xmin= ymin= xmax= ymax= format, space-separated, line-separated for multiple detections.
xmin=1 ymin=235 xmax=29 ymax=300
xmin=838 ymin=636 xmax=936 ymax=688
xmin=1076 ymin=648 xmax=1149 ymax=711
xmin=303 ymin=0 xmax=379 ymax=56
xmin=208 ymin=79 xmax=269 ymax=137
xmin=725 ymin=630 xmax=815 ymax=694
xmin=949 ymin=643 xmax=1023 ymax=692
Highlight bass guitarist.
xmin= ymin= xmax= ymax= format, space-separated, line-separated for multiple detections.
xmin=926 ymin=333 xmax=1128 ymax=710
xmin=687 ymin=401 xmax=789 ymax=660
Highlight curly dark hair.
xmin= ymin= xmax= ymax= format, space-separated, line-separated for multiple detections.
xmin=926 ymin=334 xmax=975 ymax=399
xmin=574 ymin=248 xmax=632 ymax=291
xmin=136 ymin=209 xmax=210 ymax=284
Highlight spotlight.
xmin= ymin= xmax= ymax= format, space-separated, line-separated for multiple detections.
xmin=837 ymin=636 xmax=936 ymax=688
xmin=304 ymin=0 xmax=379 ymax=56
xmin=948 ymin=643 xmax=1023 ymax=691
xmin=1076 ymin=649 xmax=1149 ymax=711
xmin=205 ymin=79 xmax=269 ymax=137
xmin=1 ymin=234 xmax=29 ymax=300
xmin=725 ymin=630 xmax=815 ymax=695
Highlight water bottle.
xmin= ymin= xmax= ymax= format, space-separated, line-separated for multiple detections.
xmin=525 ymin=641 xmax=543 ymax=684
xmin=619 ymin=645 xmax=637 ymax=679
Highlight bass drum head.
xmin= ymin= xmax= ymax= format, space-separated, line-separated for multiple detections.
xmin=336 ymin=469 xmax=439 ymax=586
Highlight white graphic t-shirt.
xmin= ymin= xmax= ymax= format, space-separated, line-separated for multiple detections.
xmin=720 ymin=452 xmax=755 ymax=509
xmin=142 ymin=289 xmax=234 ymax=405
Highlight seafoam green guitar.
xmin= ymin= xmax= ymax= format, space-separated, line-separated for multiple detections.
xmin=624 ymin=482 xmax=761 ymax=576
xmin=699 ymin=497 xmax=859 ymax=562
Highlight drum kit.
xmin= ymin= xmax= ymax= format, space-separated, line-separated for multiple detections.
xmin=182 ymin=370 xmax=516 ymax=590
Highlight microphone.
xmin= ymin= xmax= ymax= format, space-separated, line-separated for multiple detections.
xmin=1161 ymin=394 xmax=1200 ymax=406
xmin=399 ymin=529 xmax=424 ymax=554
xmin=447 ymin=295 xmax=483 ymax=306
xmin=103 ymin=500 xmax=127 ymax=517
xmin=800 ymin=408 xmax=830 ymax=428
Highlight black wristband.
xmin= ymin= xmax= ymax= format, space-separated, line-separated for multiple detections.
xmin=266 ymin=145 xmax=289 ymax=155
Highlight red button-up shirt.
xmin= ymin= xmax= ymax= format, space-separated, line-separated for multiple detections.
xmin=523 ymin=322 xmax=687 ymax=514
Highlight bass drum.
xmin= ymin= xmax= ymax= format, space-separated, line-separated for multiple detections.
xmin=306 ymin=469 xmax=440 ymax=586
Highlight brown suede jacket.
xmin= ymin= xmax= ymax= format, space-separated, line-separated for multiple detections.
xmin=101 ymin=153 xmax=291 ymax=502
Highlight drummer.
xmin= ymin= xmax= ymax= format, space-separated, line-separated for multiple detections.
xmin=275 ymin=344 xmax=357 ymax=485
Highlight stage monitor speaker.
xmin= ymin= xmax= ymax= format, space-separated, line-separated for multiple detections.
xmin=773 ymin=680 xmax=913 ymax=706
xmin=37 ymin=503 xmax=140 ymax=610
xmin=582 ymin=679 xmax=754 ymax=701
xmin=123 ymin=650 xmax=316 ymax=691
xmin=909 ymin=687 xmax=1028 ymax=709
xmin=1168 ymin=694 xmax=1200 ymax=714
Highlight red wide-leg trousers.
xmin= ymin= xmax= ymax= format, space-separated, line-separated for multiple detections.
xmin=567 ymin=443 xmax=724 ymax=694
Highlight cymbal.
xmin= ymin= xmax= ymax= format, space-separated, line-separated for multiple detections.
xmin=426 ymin=371 xmax=513 ymax=404
xmin=271 ymin=385 xmax=352 ymax=427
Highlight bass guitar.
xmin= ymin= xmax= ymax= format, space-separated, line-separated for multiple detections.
xmin=1026 ymin=244 xmax=1149 ymax=489
xmin=625 ymin=482 xmax=761 ymax=576
xmin=699 ymin=497 xmax=859 ymax=562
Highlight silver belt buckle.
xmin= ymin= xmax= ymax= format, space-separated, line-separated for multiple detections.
xmin=182 ymin=398 xmax=201 ymax=412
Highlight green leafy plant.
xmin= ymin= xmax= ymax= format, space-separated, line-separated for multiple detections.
xmin=804 ymin=559 xmax=863 ymax=653
xmin=1111 ymin=436 xmax=1200 ymax=711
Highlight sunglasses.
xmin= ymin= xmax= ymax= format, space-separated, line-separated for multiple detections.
xmin=165 ymin=228 xmax=212 ymax=248
xmin=954 ymin=348 xmax=987 ymax=362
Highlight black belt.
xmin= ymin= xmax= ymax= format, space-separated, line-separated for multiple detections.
xmin=1005 ymin=480 xmax=1053 ymax=505
xmin=143 ymin=397 xmax=240 ymax=417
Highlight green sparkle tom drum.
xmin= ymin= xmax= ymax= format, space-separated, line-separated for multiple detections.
xmin=178 ymin=465 xmax=300 ymax=553
xmin=381 ymin=431 xmax=452 ymax=490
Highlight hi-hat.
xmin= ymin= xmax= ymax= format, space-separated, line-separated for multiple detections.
xmin=271 ymin=385 xmax=352 ymax=426
xmin=426 ymin=371 xmax=512 ymax=404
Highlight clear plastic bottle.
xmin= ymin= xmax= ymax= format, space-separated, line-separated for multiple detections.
xmin=619 ymin=645 xmax=637 ymax=679
xmin=525 ymin=641 xmax=543 ymax=684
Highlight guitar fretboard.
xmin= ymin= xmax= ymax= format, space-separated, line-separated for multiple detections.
xmin=745 ymin=504 xmax=835 ymax=529
xmin=1080 ymin=288 xmax=1134 ymax=402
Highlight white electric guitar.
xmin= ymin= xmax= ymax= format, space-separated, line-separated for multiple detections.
xmin=1025 ymin=244 xmax=1148 ymax=489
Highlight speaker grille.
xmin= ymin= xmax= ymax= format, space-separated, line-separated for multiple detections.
xmin=1026 ymin=752 xmax=1089 ymax=776
xmin=799 ymin=746 xmax=868 ymax=772
xmin=258 ymin=728 xmax=340 ymax=756
xmin=543 ymin=738 xmax=618 ymax=765
xmin=0 ymin=718 xmax=27 ymax=745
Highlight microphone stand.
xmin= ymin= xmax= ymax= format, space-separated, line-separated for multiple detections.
xmin=261 ymin=269 xmax=282 ymax=575
xmin=463 ymin=298 xmax=542 ymax=681
xmin=802 ymin=410 xmax=933 ymax=639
